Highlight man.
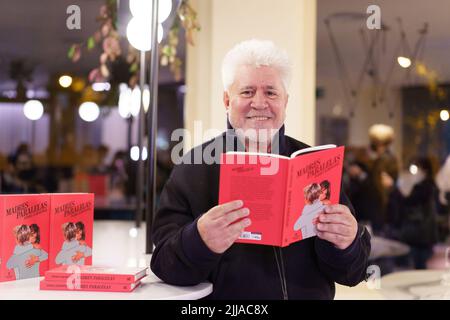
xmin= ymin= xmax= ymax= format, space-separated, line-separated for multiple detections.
xmin=150 ymin=39 xmax=371 ymax=299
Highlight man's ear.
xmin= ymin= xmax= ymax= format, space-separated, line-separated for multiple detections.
xmin=223 ymin=91 xmax=230 ymax=110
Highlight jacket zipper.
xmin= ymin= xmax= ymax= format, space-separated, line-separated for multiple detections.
xmin=273 ymin=246 xmax=288 ymax=300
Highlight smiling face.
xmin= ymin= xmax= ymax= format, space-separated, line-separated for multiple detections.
xmin=223 ymin=65 xmax=288 ymax=142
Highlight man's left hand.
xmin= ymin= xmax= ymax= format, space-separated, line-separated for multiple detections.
xmin=316 ymin=204 xmax=358 ymax=250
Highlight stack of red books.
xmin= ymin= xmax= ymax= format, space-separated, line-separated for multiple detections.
xmin=0 ymin=193 xmax=94 ymax=282
xmin=40 ymin=265 xmax=148 ymax=293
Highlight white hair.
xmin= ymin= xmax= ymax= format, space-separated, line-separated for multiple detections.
xmin=221 ymin=39 xmax=292 ymax=91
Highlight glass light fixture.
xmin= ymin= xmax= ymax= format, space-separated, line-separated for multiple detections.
xmin=78 ymin=102 xmax=100 ymax=122
xmin=141 ymin=146 xmax=148 ymax=161
xmin=118 ymin=84 xmax=132 ymax=119
xmin=130 ymin=146 xmax=140 ymax=161
xmin=143 ymin=85 xmax=150 ymax=113
xmin=23 ymin=100 xmax=44 ymax=120
xmin=130 ymin=86 xmax=141 ymax=117
xmin=129 ymin=0 xmax=172 ymax=22
xmin=126 ymin=18 xmax=163 ymax=52
xmin=92 ymin=82 xmax=111 ymax=92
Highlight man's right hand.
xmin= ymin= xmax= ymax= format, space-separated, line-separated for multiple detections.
xmin=197 ymin=200 xmax=251 ymax=254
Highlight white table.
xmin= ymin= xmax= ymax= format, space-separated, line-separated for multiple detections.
xmin=335 ymin=282 xmax=385 ymax=300
xmin=380 ymin=270 xmax=450 ymax=300
xmin=370 ymin=236 xmax=410 ymax=260
xmin=0 ymin=273 xmax=212 ymax=300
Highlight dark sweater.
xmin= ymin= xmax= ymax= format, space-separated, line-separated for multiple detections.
xmin=150 ymin=125 xmax=371 ymax=299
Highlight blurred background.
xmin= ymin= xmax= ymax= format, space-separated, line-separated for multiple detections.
xmin=0 ymin=0 xmax=450 ymax=297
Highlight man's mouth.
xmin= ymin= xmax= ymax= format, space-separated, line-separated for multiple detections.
xmin=246 ymin=116 xmax=271 ymax=121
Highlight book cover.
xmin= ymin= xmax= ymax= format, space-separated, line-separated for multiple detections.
xmin=219 ymin=145 xmax=345 ymax=247
xmin=49 ymin=193 xmax=94 ymax=270
xmin=39 ymin=279 xmax=141 ymax=292
xmin=45 ymin=265 xmax=148 ymax=283
xmin=0 ymin=194 xmax=51 ymax=282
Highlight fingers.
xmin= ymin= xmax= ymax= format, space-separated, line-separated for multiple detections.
xmin=317 ymin=213 xmax=352 ymax=226
xmin=209 ymin=200 xmax=244 ymax=219
xmin=317 ymin=231 xmax=346 ymax=244
xmin=316 ymin=205 xmax=358 ymax=250
xmin=198 ymin=200 xmax=251 ymax=254
xmin=316 ymin=222 xmax=351 ymax=235
xmin=216 ymin=207 xmax=250 ymax=227
xmin=229 ymin=217 xmax=251 ymax=234
xmin=226 ymin=218 xmax=252 ymax=240
xmin=323 ymin=204 xmax=350 ymax=215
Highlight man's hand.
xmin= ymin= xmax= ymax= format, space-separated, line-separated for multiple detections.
xmin=316 ymin=204 xmax=358 ymax=250
xmin=25 ymin=255 xmax=39 ymax=268
xmin=197 ymin=200 xmax=251 ymax=254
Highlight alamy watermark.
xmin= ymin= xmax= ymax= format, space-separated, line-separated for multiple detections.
xmin=170 ymin=122 xmax=282 ymax=175
xmin=366 ymin=5 xmax=381 ymax=30
xmin=366 ymin=264 xmax=381 ymax=290
xmin=66 ymin=264 xmax=81 ymax=289
xmin=66 ymin=5 xmax=81 ymax=30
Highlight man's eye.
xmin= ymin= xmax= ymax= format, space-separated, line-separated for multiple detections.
xmin=241 ymin=91 xmax=252 ymax=96
xmin=267 ymin=91 xmax=277 ymax=97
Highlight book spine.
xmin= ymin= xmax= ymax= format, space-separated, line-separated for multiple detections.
xmin=45 ymin=273 xmax=137 ymax=283
xmin=281 ymin=162 xmax=294 ymax=247
xmin=40 ymin=280 xmax=140 ymax=292
xmin=43 ymin=275 xmax=145 ymax=285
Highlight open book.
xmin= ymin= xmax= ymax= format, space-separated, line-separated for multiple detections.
xmin=219 ymin=144 xmax=345 ymax=247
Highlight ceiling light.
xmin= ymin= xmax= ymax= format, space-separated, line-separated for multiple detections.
xmin=59 ymin=75 xmax=73 ymax=88
xmin=397 ymin=56 xmax=411 ymax=68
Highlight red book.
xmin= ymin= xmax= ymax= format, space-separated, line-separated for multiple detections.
xmin=48 ymin=193 xmax=94 ymax=270
xmin=39 ymin=279 xmax=141 ymax=292
xmin=0 ymin=194 xmax=51 ymax=282
xmin=44 ymin=265 xmax=148 ymax=284
xmin=219 ymin=145 xmax=345 ymax=247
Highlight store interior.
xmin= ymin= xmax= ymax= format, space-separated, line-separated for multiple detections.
xmin=1 ymin=0 xmax=450 ymax=299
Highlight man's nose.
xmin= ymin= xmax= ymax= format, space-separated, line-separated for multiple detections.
xmin=250 ymin=91 xmax=268 ymax=109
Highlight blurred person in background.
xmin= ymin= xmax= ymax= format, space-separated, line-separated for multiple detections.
xmin=3 ymin=143 xmax=42 ymax=193
xmin=77 ymin=144 xmax=98 ymax=174
xmin=108 ymin=150 xmax=129 ymax=203
xmin=433 ymin=154 xmax=450 ymax=242
xmin=94 ymin=144 xmax=110 ymax=174
xmin=435 ymin=154 xmax=450 ymax=214
xmin=398 ymin=157 xmax=438 ymax=269
xmin=345 ymin=160 xmax=374 ymax=225
xmin=365 ymin=124 xmax=399 ymax=234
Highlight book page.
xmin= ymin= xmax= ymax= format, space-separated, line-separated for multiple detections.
xmin=219 ymin=153 xmax=289 ymax=246
xmin=283 ymin=147 xmax=345 ymax=246
xmin=290 ymin=144 xmax=336 ymax=158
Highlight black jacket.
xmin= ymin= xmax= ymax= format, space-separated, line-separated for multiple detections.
xmin=150 ymin=125 xmax=371 ymax=299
